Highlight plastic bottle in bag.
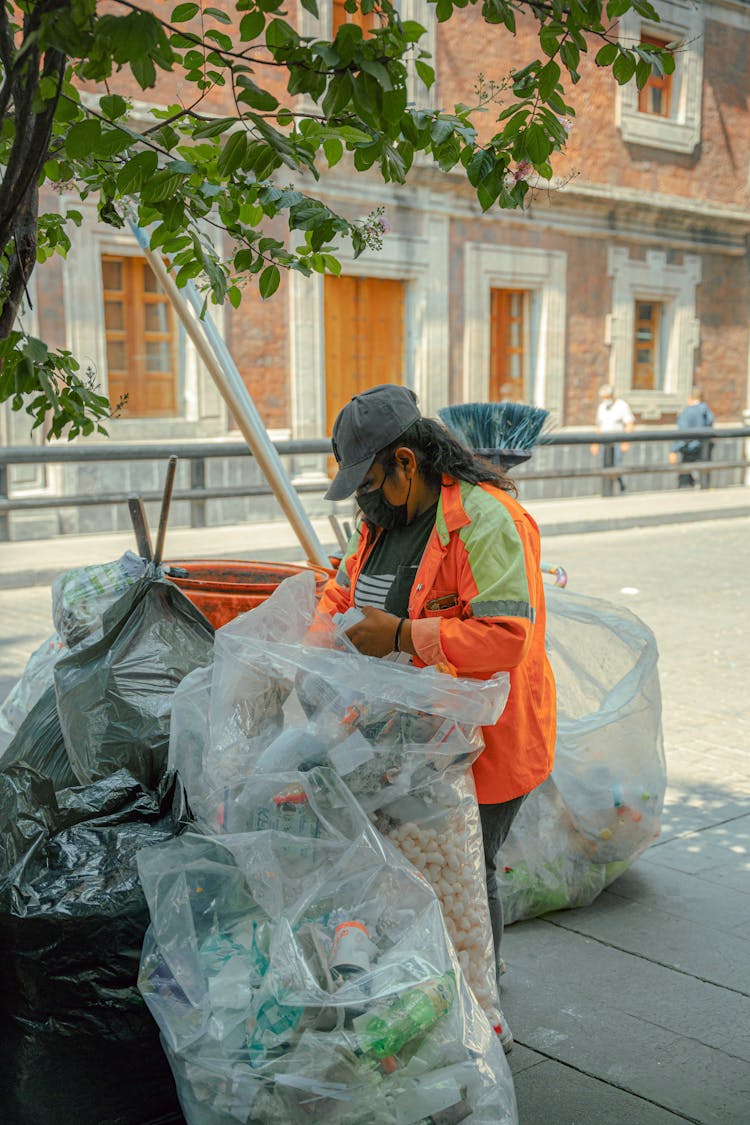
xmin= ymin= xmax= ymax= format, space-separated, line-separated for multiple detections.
xmin=354 ymin=972 xmax=456 ymax=1059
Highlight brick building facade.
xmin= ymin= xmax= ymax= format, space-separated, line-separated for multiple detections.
xmin=2 ymin=0 xmax=749 ymax=536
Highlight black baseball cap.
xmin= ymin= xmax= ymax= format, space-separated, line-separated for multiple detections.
xmin=325 ymin=384 xmax=422 ymax=501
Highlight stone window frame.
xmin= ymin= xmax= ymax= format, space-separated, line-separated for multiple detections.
xmin=615 ymin=1 xmax=704 ymax=155
xmin=606 ymin=247 xmax=701 ymax=416
xmin=298 ymin=0 xmax=436 ymax=109
xmin=462 ymin=243 xmax=567 ymax=426
xmin=61 ymin=201 xmax=226 ymax=438
xmin=288 ymin=210 xmax=450 ymax=472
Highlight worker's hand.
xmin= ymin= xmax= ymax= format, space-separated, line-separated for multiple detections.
xmin=345 ymin=606 xmax=401 ymax=657
xmin=590 ymin=443 xmax=600 ymax=456
xmin=668 ymin=451 xmax=679 ymax=464
xmin=620 ymin=442 xmax=630 ymax=453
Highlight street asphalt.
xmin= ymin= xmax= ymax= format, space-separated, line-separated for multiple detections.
xmin=0 ymin=487 xmax=748 ymax=1123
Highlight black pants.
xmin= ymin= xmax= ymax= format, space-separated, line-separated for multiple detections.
xmin=678 ymin=442 xmax=713 ymax=488
xmin=479 ymin=795 xmax=527 ymax=982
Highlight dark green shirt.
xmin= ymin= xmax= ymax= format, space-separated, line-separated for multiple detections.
xmin=354 ymin=502 xmax=438 ymax=619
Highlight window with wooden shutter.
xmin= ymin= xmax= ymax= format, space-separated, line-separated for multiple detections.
xmin=632 ymin=299 xmax=663 ymax=390
xmin=638 ymin=35 xmax=673 ymax=118
xmin=101 ymin=255 xmax=178 ymax=418
xmin=324 ymin=274 xmax=405 ymax=440
xmin=489 ymin=288 xmax=531 ymax=402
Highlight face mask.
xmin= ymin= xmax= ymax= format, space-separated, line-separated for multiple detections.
xmin=357 ymin=477 xmax=411 ymax=530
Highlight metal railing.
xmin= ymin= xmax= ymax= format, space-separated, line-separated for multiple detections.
xmin=1 ymin=427 xmax=748 ymax=541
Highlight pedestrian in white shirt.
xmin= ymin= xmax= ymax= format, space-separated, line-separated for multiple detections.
xmin=590 ymin=384 xmax=635 ymax=493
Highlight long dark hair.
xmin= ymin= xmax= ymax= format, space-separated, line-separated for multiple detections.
xmin=375 ymin=417 xmax=517 ymax=495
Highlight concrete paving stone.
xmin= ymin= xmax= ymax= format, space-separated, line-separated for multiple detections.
xmin=503 ymin=920 xmax=750 ymax=1120
xmin=604 ymin=861 xmax=750 ymax=931
xmin=645 ymin=821 xmax=750 ymax=877
xmin=657 ymin=803 xmax=750 ymax=843
xmin=512 ymin=1058 xmax=695 ymax=1125
xmin=543 ymin=895 xmax=750 ymax=993
xmin=694 ymin=862 xmax=750 ymax=895
xmin=507 ymin=1043 xmax=548 ymax=1076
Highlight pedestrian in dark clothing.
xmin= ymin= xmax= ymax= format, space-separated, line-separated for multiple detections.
xmin=669 ymin=387 xmax=714 ymax=488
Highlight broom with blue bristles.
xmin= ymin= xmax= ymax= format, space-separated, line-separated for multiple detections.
xmin=438 ymin=401 xmax=551 ymax=469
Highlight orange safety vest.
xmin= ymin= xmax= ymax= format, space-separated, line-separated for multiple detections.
xmin=318 ymin=476 xmax=557 ymax=804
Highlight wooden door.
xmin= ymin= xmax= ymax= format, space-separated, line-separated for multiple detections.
xmin=489 ymin=288 xmax=530 ymax=402
xmin=324 ymin=275 xmax=406 ymax=438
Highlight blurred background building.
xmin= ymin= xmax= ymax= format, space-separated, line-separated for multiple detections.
xmin=2 ymin=0 xmax=749 ymax=538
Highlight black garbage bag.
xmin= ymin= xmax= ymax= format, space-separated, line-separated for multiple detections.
xmin=55 ymin=569 xmax=214 ymax=790
xmin=0 ymin=684 xmax=78 ymax=789
xmin=0 ymin=764 xmax=186 ymax=1125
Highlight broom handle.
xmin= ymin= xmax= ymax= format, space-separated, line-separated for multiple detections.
xmin=153 ymin=456 xmax=178 ymax=567
xmin=127 ymin=495 xmax=153 ymax=562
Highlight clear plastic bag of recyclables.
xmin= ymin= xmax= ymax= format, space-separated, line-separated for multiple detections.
xmin=138 ymin=767 xmax=517 ymax=1125
xmin=169 ymin=573 xmax=509 ymax=1021
xmin=499 ymin=587 xmax=666 ymax=924
xmin=0 ymin=763 xmax=184 ymax=1124
xmin=55 ymin=565 xmax=214 ymax=790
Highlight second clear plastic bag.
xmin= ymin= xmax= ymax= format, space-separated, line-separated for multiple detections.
xmin=137 ymin=767 xmax=518 ymax=1125
xmin=498 ymin=587 xmax=666 ymax=924
xmin=169 ymin=573 xmax=510 ymax=1021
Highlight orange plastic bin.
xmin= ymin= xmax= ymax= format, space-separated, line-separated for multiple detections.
xmin=165 ymin=560 xmax=334 ymax=629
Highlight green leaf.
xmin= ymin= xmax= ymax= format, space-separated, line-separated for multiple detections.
xmin=117 ymin=150 xmax=159 ymax=194
xmin=228 ymin=286 xmax=242 ymax=309
xmin=97 ymin=127 xmax=134 ymax=158
xmin=595 ymin=42 xmax=619 ymax=67
xmin=540 ymin=26 xmax=559 ymax=57
xmin=322 ymin=72 xmax=353 ymax=117
xmin=523 ymin=122 xmax=553 ymax=164
xmin=193 ymin=117 xmax=237 ymax=138
xmin=360 ymin=58 xmax=393 ymax=91
xmin=322 ymin=254 xmax=341 ymax=275
xmin=323 ymin=137 xmax=344 ymax=167
xmin=559 ymin=40 xmax=580 ymax=74
xmin=265 ymin=19 xmax=299 ymax=49
xmin=100 ymin=93 xmax=128 ymax=119
xmin=217 ymin=130 xmax=248 ymax=175
xmin=239 ymin=11 xmax=265 ymax=39
xmin=430 ymin=118 xmax=453 ymax=146
xmin=204 ymin=7 xmax=233 ymax=23
xmin=236 ymin=76 xmax=279 ymax=111
xmin=205 ymin=28 xmax=233 ymax=50
xmin=607 ymin=0 xmax=632 ymax=18
xmin=65 ymin=119 xmax=102 ymax=159
xmin=171 ymin=3 xmax=199 ymax=22
xmin=612 ymin=51 xmax=637 ymax=85
xmin=538 ymin=60 xmax=560 ymax=100
xmin=401 ymin=20 xmax=427 ymax=42
xmin=259 ymin=264 xmax=281 ymax=298
xmin=131 ymin=55 xmax=157 ymax=89
xmin=415 ymin=60 xmax=435 ymax=89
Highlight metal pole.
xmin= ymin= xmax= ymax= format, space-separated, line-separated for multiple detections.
xmin=128 ymin=221 xmax=330 ymax=568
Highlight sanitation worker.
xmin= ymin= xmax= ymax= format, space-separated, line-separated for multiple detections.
xmin=318 ymin=384 xmax=557 ymax=1053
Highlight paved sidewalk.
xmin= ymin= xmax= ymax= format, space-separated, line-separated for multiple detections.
xmin=1 ymin=485 xmax=748 ymax=589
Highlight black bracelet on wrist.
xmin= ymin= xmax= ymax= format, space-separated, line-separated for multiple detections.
xmin=394 ymin=617 xmax=405 ymax=653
